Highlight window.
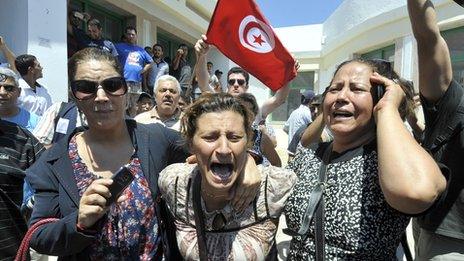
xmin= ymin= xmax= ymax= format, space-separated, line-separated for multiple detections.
xmin=442 ymin=27 xmax=464 ymax=85
xmin=361 ymin=44 xmax=395 ymax=68
xmin=157 ymin=29 xmax=195 ymax=66
xmin=271 ymin=71 xmax=315 ymax=122
xmin=71 ymin=0 xmax=126 ymax=42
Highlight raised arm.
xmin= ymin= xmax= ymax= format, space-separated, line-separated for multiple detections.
xmin=408 ymin=0 xmax=453 ymax=103
xmin=260 ymin=60 xmax=299 ymax=118
xmin=259 ymin=84 xmax=290 ymax=119
xmin=373 ymin=72 xmax=446 ymax=214
xmin=0 ymin=36 xmax=17 ymax=72
xmin=194 ymin=35 xmax=214 ymax=93
xmin=172 ymin=48 xmax=184 ymax=71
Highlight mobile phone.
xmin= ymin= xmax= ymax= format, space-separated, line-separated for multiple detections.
xmin=106 ymin=165 xmax=134 ymax=206
xmin=372 ymin=84 xmax=385 ymax=105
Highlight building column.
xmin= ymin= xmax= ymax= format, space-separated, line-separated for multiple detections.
xmin=27 ymin=0 xmax=68 ymax=102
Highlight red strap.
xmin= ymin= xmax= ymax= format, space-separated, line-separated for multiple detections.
xmin=15 ymin=218 xmax=59 ymax=261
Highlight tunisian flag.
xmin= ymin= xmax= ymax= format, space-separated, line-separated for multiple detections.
xmin=206 ymin=0 xmax=297 ymax=91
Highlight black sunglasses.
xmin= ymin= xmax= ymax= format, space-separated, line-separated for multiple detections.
xmin=228 ymin=78 xmax=246 ymax=86
xmin=70 ymin=77 xmax=127 ymax=100
xmin=0 ymin=85 xmax=17 ymax=92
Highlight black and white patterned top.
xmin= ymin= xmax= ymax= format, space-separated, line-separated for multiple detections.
xmin=284 ymin=141 xmax=410 ymax=260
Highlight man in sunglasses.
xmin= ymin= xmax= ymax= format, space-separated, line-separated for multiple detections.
xmin=0 ymin=67 xmax=39 ymax=132
xmin=194 ymin=35 xmax=293 ymax=125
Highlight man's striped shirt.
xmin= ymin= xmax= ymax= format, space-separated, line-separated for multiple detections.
xmin=0 ymin=120 xmax=44 ymax=260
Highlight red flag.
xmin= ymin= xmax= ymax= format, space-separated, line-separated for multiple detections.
xmin=206 ymin=0 xmax=297 ymax=91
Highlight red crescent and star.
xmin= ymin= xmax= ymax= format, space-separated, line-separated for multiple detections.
xmin=252 ymin=34 xmax=265 ymax=45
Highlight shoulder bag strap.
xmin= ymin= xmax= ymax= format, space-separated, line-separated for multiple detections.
xmin=282 ymin=143 xmax=332 ymax=259
xmin=192 ymin=172 xmax=209 ymax=261
xmin=314 ymin=142 xmax=332 ymax=261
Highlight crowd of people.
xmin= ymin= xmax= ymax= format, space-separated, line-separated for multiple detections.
xmin=0 ymin=0 xmax=463 ymax=260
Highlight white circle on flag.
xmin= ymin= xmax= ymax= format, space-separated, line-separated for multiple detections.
xmin=238 ymin=15 xmax=275 ymax=53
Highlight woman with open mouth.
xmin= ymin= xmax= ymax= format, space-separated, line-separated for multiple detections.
xmin=158 ymin=93 xmax=297 ymax=260
xmin=283 ymin=58 xmax=447 ymax=260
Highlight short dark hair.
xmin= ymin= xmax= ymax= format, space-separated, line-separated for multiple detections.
xmin=68 ymin=48 xmax=123 ymax=83
xmin=178 ymin=43 xmax=187 ymax=49
xmin=237 ymin=93 xmax=259 ymax=116
xmin=15 ymin=54 xmax=37 ymax=76
xmin=87 ymin=19 xmax=102 ymax=29
xmin=125 ymin=26 xmax=137 ymax=34
xmin=207 ymin=62 xmax=213 ymax=66
xmin=227 ymin=67 xmax=249 ymax=85
xmin=181 ymin=93 xmax=253 ymax=147
xmin=153 ymin=43 xmax=163 ymax=51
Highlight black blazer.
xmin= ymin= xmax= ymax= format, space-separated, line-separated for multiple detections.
xmin=26 ymin=120 xmax=188 ymax=260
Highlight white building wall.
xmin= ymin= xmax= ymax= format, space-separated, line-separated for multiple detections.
xmin=0 ymin=1 xmax=28 ymax=59
xmin=0 ymin=0 xmax=68 ymax=103
xmin=316 ymin=0 xmax=463 ymax=93
xmin=206 ymin=47 xmax=230 ymax=90
xmin=27 ymin=0 xmax=68 ymax=103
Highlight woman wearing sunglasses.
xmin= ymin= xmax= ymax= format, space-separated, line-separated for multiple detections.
xmin=283 ymin=58 xmax=447 ymax=260
xmin=24 ymin=48 xmax=191 ymax=260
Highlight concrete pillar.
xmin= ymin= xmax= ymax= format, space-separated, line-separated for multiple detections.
xmin=27 ymin=0 xmax=68 ymax=102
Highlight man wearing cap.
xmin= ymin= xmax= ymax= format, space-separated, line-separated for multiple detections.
xmin=135 ymin=92 xmax=154 ymax=116
xmin=135 ymin=75 xmax=182 ymax=130
xmin=283 ymin=90 xmax=314 ymax=145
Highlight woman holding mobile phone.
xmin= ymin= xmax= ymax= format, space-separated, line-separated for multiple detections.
xmin=284 ymin=58 xmax=447 ymax=259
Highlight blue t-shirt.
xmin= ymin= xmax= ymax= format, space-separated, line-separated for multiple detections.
xmin=3 ymin=108 xmax=39 ymax=132
xmin=115 ymin=43 xmax=153 ymax=83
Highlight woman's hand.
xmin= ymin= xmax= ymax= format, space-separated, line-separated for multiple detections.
xmin=371 ymin=72 xmax=406 ymax=121
xmin=232 ymin=154 xmax=262 ymax=212
xmin=77 ymin=179 xmax=115 ymax=229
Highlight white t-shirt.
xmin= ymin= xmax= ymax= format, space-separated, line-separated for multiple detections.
xmin=17 ymin=78 xmax=52 ymax=116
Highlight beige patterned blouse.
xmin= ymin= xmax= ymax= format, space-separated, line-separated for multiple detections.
xmin=159 ymin=163 xmax=297 ymax=260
